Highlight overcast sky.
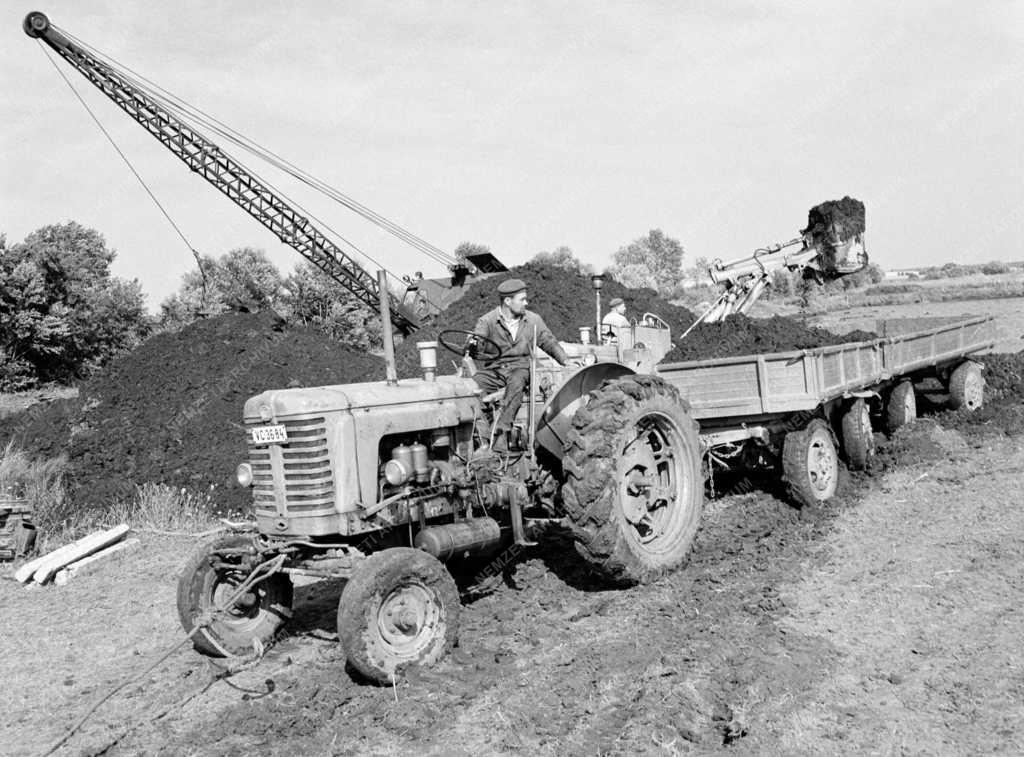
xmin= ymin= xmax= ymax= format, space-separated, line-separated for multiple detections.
xmin=3 ymin=1 xmax=1022 ymax=310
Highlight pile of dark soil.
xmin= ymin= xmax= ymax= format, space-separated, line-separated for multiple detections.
xmin=925 ymin=351 xmax=1024 ymax=437
xmin=395 ymin=262 xmax=699 ymax=375
xmin=803 ymin=196 xmax=865 ymax=244
xmin=980 ymin=351 xmax=1024 ymax=399
xmin=663 ymin=316 xmax=878 ymax=363
xmin=398 ymin=262 xmax=876 ymax=371
xmin=3 ymin=312 xmax=383 ymax=511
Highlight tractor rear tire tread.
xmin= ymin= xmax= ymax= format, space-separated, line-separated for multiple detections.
xmin=561 ymin=375 xmax=703 ymax=586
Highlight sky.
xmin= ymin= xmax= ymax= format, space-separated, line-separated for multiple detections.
xmin=3 ymin=1 xmax=1022 ymax=312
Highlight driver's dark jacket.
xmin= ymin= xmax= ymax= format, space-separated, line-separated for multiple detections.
xmin=472 ymin=308 xmax=568 ymax=370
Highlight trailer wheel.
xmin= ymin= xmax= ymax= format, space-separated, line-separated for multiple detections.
xmin=948 ymin=361 xmax=984 ymax=411
xmin=337 ymin=548 xmax=460 ymax=684
xmin=561 ymin=375 xmax=703 ymax=586
xmin=177 ymin=535 xmax=293 ymax=657
xmin=886 ymin=381 xmax=916 ymax=433
xmin=840 ymin=399 xmax=875 ymax=470
xmin=782 ymin=419 xmax=839 ymax=507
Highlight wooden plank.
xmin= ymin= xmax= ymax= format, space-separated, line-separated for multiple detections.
xmin=54 ymin=538 xmax=141 ymax=586
xmin=14 ymin=524 xmax=130 ymax=584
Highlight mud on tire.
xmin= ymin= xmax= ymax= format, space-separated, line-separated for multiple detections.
xmin=338 ymin=547 xmax=460 ymax=684
xmin=840 ymin=398 xmax=875 ymax=470
xmin=782 ymin=419 xmax=840 ymax=508
xmin=886 ymin=380 xmax=917 ymax=433
xmin=177 ymin=534 xmax=293 ymax=657
xmin=561 ymin=375 xmax=703 ymax=586
xmin=948 ymin=360 xmax=984 ymax=411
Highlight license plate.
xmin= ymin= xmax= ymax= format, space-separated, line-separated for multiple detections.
xmin=250 ymin=425 xmax=288 ymax=444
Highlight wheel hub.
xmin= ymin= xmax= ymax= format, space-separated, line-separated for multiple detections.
xmin=619 ymin=418 xmax=684 ymax=546
xmin=377 ymin=583 xmax=439 ymax=655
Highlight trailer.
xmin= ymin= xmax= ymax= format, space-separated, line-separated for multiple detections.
xmin=654 ymin=315 xmax=995 ymax=506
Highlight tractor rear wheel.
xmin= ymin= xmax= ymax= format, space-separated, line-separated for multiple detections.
xmin=886 ymin=381 xmax=916 ymax=433
xmin=338 ymin=547 xmax=460 ymax=684
xmin=840 ymin=399 xmax=875 ymax=470
xmin=561 ymin=375 xmax=703 ymax=586
xmin=948 ymin=361 xmax=984 ymax=411
xmin=782 ymin=419 xmax=840 ymax=507
xmin=177 ymin=535 xmax=293 ymax=657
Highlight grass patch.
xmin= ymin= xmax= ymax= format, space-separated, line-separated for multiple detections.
xmin=1 ymin=441 xmax=225 ymax=553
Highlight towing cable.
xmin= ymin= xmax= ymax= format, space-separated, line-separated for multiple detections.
xmin=41 ymin=553 xmax=288 ymax=756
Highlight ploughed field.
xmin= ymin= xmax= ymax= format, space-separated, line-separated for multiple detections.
xmin=3 ymin=412 xmax=1022 ymax=755
xmin=3 ymin=263 xmax=1024 ymax=753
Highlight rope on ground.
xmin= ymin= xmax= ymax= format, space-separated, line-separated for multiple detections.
xmin=132 ymin=519 xmax=258 ymax=538
xmin=39 ymin=554 xmax=286 ymax=757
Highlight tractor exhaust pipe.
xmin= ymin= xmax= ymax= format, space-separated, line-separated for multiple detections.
xmin=377 ymin=270 xmax=399 ymax=386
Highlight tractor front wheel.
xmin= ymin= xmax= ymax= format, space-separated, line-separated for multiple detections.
xmin=337 ymin=548 xmax=460 ymax=684
xmin=561 ymin=376 xmax=703 ymax=586
xmin=177 ymin=535 xmax=293 ymax=657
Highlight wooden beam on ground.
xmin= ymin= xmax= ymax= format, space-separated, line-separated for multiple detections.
xmin=54 ymin=537 xmax=141 ymax=586
xmin=13 ymin=524 xmax=130 ymax=584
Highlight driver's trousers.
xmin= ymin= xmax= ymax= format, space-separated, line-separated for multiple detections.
xmin=472 ymin=366 xmax=530 ymax=434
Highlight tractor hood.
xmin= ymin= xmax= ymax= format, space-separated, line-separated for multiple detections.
xmin=243 ymin=375 xmax=481 ymax=421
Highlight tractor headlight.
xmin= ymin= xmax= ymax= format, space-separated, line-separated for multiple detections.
xmin=236 ymin=463 xmax=253 ymax=487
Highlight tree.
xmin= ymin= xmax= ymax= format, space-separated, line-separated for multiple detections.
xmin=160 ymin=247 xmax=285 ymax=329
xmin=530 ymin=246 xmax=594 ymax=275
xmin=609 ymin=229 xmax=685 ymax=296
xmin=280 ymin=263 xmax=382 ymax=352
xmin=0 ymin=222 xmax=149 ymax=389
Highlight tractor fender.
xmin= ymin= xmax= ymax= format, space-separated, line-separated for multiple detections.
xmin=534 ymin=362 xmax=635 ymax=463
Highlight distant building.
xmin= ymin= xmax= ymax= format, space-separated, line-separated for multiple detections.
xmin=884 ymin=268 xmax=921 ymax=280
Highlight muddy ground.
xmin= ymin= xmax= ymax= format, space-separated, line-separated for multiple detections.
xmin=4 ymin=411 xmax=1022 ymax=756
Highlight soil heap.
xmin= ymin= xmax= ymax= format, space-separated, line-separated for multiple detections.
xmin=4 ymin=312 xmax=383 ymax=512
xmin=400 ymin=262 xmax=875 ymax=368
xmin=662 ymin=317 xmax=878 ymax=363
xmin=802 ymin=196 xmax=866 ymax=245
xmin=395 ymin=262 xmax=700 ymax=375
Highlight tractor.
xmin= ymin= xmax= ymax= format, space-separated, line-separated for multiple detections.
xmin=176 ymin=289 xmax=703 ymax=683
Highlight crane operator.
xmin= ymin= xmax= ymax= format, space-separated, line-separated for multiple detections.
xmin=468 ymin=278 xmax=573 ymax=453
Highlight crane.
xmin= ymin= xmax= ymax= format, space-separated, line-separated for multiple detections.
xmin=23 ymin=11 xmax=432 ymax=333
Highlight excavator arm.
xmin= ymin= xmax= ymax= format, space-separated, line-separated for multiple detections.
xmin=687 ymin=231 xmax=868 ymax=332
xmin=24 ymin=12 xmax=420 ymax=333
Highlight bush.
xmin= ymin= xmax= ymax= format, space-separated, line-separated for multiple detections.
xmin=981 ymin=261 xmax=1011 ymax=275
xmin=0 ymin=223 xmax=150 ymax=389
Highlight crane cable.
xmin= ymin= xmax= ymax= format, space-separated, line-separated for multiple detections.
xmin=36 ymin=39 xmax=210 ymax=299
xmin=56 ymin=24 xmax=457 ymax=269
xmin=38 ymin=35 xmax=446 ymax=313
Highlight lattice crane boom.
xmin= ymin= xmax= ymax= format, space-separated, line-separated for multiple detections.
xmin=24 ymin=11 xmax=421 ymax=333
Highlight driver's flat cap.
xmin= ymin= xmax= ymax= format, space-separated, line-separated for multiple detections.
xmin=496 ymin=278 xmax=527 ymax=296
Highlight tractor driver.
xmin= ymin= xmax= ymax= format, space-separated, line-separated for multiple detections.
xmin=468 ymin=278 xmax=571 ymax=453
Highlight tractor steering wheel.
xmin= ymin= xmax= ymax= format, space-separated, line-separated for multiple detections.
xmin=438 ymin=329 xmax=505 ymax=362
